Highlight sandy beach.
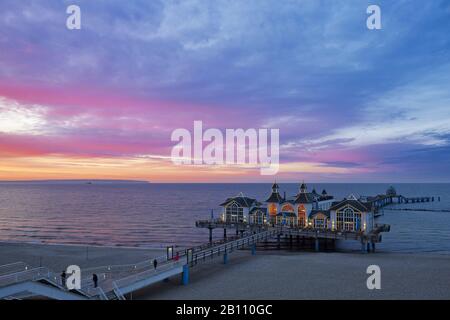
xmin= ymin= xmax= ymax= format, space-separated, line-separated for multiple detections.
xmin=0 ymin=242 xmax=164 ymax=272
xmin=1 ymin=242 xmax=449 ymax=300
xmin=135 ymin=250 xmax=450 ymax=300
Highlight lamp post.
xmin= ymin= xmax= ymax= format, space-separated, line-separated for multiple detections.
xmin=166 ymin=246 xmax=174 ymax=260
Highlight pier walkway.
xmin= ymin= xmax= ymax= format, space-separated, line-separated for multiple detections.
xmin=0 ymin=229 xmax=277 ymax=300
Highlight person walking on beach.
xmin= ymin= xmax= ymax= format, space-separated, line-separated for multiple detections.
xmin=153 ymin=259 xmax=158 ymax=270
xmin=174 ymin=252 xmax=179 ymax=261
xmin=61 ymin=270 xmax=67 ymax=288
xmin=92 ymin=273 xmax=98 ymax=288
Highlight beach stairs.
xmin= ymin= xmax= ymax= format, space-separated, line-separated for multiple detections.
xmin=0 ymin=264 xmax=93 ymax=300
xmin=0 ymin=278 xmax=89 ymax=300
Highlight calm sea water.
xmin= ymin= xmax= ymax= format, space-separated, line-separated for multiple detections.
xmin=0 ymin=183 xmax=449 ymax=254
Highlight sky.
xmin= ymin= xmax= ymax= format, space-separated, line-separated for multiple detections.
xmin=0 ymin=0 xmax=449 ymax=182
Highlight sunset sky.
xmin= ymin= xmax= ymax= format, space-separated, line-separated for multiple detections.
xmin=0 ymin=0 xmax=449 ymax=182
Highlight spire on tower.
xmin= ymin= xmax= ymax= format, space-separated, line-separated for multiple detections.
xmin=300 ymin=181 xmax=307 ymax=193
xmin=271 ymin=181 xmax=279 ymax=193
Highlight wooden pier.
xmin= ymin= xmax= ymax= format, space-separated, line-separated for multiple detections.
xmin=360 ymin=193 xmax=440 ymax=213
xmin=195 ymin=220 xmax=390 ymax=253
xmin=0 ymin=228 xmax=280 ymax=300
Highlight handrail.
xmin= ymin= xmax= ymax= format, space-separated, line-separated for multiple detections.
xmin=0 ymin=267 xmax=49 ymax=286
xmin=0 ymin=262 xmax=30 ymax=276
xmin=191 ymin=229 xmax=277 ymax=262
xmin=97 ymin=287 xmax=109 ymax=300
xmin=81 ymin=254 xmax=168 ymax=275
xmin=112 ymin=282 xmax=126 ymax=300
xmin=113 ymin=259 xmax=184 ymax=290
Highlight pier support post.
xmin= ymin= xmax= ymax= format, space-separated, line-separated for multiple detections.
xmin=209 ymin=228 xmax=213 ymax=244
xmin=251 ymin=244 xmax=256 ymax=256
xmin=223 ymin=252 xmax=228 ymax=264
xmin=315 ymin=238 xmax=319 ymax=252
xmin=182 ymin=264 xmax=189 ymax=285
xmin=223 ymin=228 xmax=227 ymax=239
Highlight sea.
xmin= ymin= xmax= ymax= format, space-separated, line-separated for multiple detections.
xmin=0 ymin=182 xmax=449 ymax=254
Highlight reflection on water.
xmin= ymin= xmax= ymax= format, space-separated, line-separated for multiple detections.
xmin=0 ymin=183 xmax=449 ymax=253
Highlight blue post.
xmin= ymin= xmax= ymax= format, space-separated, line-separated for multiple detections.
xmin=251 ymin=244 xmax=256 ymax=255
xmin=315 ymin=238 xmax=319 ymax=252
xmin=223 ymin=252 xmax=228 ymax=264
xmin=182 ymin=264 xmax=189 ymax=285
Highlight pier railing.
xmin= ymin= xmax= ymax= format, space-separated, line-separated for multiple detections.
xmin=112 ymin=259 xmax=184 ymax=291
xmin=189 ymin=229 xmax=278 ymax=264
xmin=0 ymin=262 xmax=30 ymax=277
xmin=0 ymin=267 xmax=58 ymax=288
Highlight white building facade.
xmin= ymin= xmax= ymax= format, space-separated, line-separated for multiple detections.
xmin=220 ymin=183 xmax=375 ymax=234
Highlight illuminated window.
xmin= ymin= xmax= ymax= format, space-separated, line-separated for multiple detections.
xmin=226 ymin=203 xmax=244 ymax=222
xmin=298 ymin=205 xmax=306 ymax=227
xmin=268 ymin=203 xmax=277 ymax=216
xmin=336 ymin=208 xmax=362 ymax=231
xmin=314 ymin=218 xmax=325 ymax=229
xmin=281 ymin=204 xmax=294 ymax=212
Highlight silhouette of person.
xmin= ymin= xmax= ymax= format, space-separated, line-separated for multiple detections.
xmin=153 ymin=259 xmax=158 ymax=270
xmin=92 ymin=273 xmax=98 ymax=288
xmin=61 ymin=270 xmax=67 ymax=287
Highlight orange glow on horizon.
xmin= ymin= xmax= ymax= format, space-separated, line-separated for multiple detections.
xmin=0 ymin=155 xmax=372 ymax=182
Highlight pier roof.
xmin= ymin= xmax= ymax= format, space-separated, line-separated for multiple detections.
xmin=220 ymin=195 xmax=257 ymax=207
xmin=294 ymin=192 xmax=316 ymax=203
xmin=265 ymin=192 xmax=284 ymax=203
xmin=329 ymin=199 xmax=372 ymax=212
xmin=309 ymin=210 xmax=331 ymax=218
